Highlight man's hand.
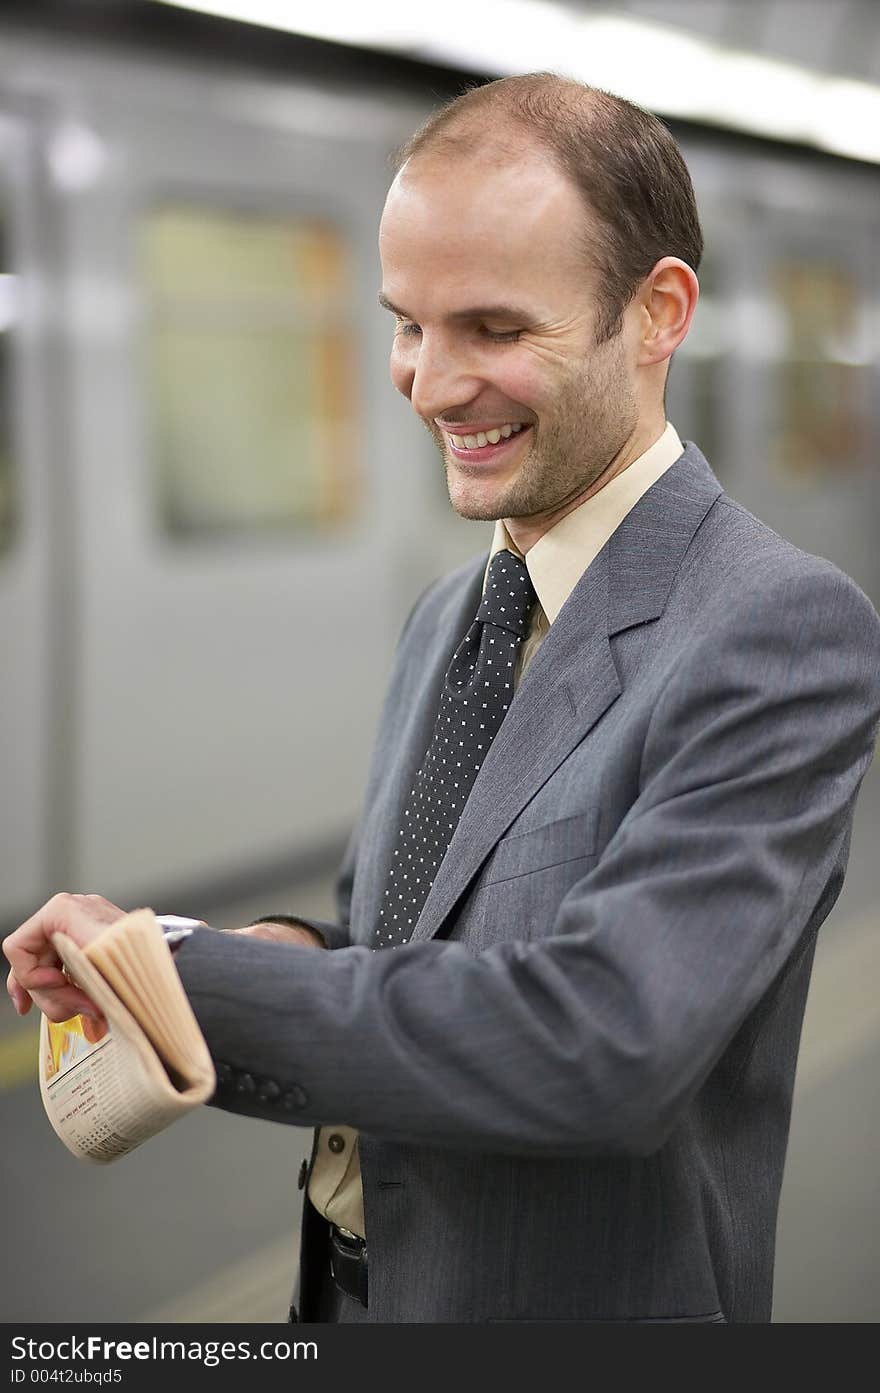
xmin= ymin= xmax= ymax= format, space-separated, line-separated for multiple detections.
xmin=3 ymin=892 xmax=126 ymax=1022
xmin=225 ymin=918 xmax=327 ymax=949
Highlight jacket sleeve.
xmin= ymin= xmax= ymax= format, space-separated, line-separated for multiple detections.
xmin=175 ymin=564 xmax=880 ymax=1157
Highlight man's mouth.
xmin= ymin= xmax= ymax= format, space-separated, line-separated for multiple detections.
xmin=447 ymin=422 xmax=524 ymax=449
xmin=441 ymin=422 xmax=532 ymax=463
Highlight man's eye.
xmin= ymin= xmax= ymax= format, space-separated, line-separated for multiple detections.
xmin=483 ymin=327 xmax=521 ymax=343
xmin=395 ymin=320 xmax=422 ymax=338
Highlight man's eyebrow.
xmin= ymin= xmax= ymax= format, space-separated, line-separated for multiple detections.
xmin=449 ymin=304 xmax=535 ymax=324
xmin=377 ymin=292 xmax=534 ymax=323
xmin=378 ymin=291 xmax=402 ymax=314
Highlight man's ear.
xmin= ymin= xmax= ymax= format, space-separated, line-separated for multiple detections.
xmin=636 ymin=257 xmax=699 ymax=366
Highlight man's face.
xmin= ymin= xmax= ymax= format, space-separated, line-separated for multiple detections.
xmin=379 ymin=148 xmax=644 ymax=532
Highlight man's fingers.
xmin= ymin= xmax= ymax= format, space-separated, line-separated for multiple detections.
xmin=3 ymin=933 xmax=64 ymax=998
xmin=25 ymin=962 xmax=77 ymax=990
xmin=38 ymin=984 xmax=104 ymax=1022
xmin=3 ymin=891 xmax=125 ymax=1018
xmin=7 ymin=968 xmax=32 ymax=1017
xmin=73 ymin=893 xmax=127 ymax=921
xmin=6 ymin=962 xmax=98 ymax=1022
xmin=14 ymin=978 xmax=101 ymax=1023
xmin=13 ymin=892 xmax=102 ymax=944
xmin=4 ymin=923 xmax=67 ymax=989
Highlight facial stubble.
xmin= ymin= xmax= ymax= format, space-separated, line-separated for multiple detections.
xmin=423 ymin=339 xmax=639 ymax=524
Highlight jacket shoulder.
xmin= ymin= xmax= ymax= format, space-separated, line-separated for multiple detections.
xmin=689 ymin=492 xmax=880 ymax=631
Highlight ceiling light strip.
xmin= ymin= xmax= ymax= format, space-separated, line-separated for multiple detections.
xmin=155 ymin=0 xmax=880 ymax=165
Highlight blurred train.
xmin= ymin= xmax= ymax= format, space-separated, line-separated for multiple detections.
xmin=1 ymin=12 xmax=878 ymax=927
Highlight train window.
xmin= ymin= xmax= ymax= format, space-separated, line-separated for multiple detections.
xmin=0 ymin=206 xmax=13 ymax=551
xmin=141 ymin=205 xmax=360 ymax=537
xmin=771 ymin=258 xmax=871 ymax=479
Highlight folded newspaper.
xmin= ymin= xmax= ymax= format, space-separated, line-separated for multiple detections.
xmin=39 ymin=908 xmax=216 ymax=1164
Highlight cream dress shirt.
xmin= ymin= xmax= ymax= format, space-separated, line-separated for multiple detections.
xmin=308 ymin=422 xmax=685 ymax=1238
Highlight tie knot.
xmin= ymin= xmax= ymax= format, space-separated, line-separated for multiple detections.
xmin=477 ymin=549 xmax=537 ymax=636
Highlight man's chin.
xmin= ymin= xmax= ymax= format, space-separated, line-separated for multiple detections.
xmin=446 ymin=487 xmax=508 ymax=523
xmin=445 ymin=466 xmax=518 ymax=523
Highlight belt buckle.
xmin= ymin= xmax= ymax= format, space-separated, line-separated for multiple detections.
xmin=329 ymin=1223 xmax=368 ymax=1307
xmin=334 ymin=1225 xmax=362 ymax=1246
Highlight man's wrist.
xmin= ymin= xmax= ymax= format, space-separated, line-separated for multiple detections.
xmin=248 ymin=915 xmax=328 ymax=948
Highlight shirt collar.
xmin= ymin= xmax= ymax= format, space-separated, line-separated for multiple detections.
xmin=487 ymin=422 xmax=684 ymax=624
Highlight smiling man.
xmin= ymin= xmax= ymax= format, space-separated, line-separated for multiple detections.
xmin=378 ymin=126 xmax=696 ymax=544
xmin=6 ymin=74 xmax=880 ymax=1325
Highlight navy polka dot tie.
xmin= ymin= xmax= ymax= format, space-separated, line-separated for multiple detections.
xmin=375 ymin=549 xmax=537 ymax=948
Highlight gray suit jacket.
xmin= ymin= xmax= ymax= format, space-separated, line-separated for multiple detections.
xmin=176 ymin=443 xmax=880 ymax=1323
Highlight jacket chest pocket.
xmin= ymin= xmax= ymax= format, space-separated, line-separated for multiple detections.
xmin=466 ymin=812 xmax=599 ymax=947
xmin=482 ymin=810 xmax=598 ymax=885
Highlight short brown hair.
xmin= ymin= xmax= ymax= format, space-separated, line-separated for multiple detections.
xmin=394 ymin=73 xmax=703 ymax=342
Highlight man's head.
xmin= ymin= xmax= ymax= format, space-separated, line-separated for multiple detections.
xmin=378 ymin=73 xmax=702 ymax=546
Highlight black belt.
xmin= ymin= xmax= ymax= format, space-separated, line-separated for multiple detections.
xmin=328 ymin=1224 xmax=368 ymax=1307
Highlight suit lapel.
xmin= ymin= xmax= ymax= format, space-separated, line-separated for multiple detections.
xmin=606 ymin=442 xmax=723 ymax=635
xmin=407 ymin=442 xmax=724 ymax=944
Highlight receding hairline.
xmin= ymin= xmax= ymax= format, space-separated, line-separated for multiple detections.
xmin=390 ymin=128 xmax=561 ymax=197
xmin=391 ymin=76 xmax=610 ymax=173
xmin=387 ymin=82 xmax=635 ymax=257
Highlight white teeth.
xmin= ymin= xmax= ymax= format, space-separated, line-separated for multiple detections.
xmin=448 ymin=423 xmax=527 ymax=450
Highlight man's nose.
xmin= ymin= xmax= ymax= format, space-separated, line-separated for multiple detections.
xmin=405 ymin=337 xmax=483 ymax=420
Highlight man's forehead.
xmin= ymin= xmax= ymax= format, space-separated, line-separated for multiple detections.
xmin=387 ymin=142 xmax=566 ymax=208
xmin=379 ymin=142 xmax=593 ymax=317
xmin=380 ymin=153 xmax=585 ymax=268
